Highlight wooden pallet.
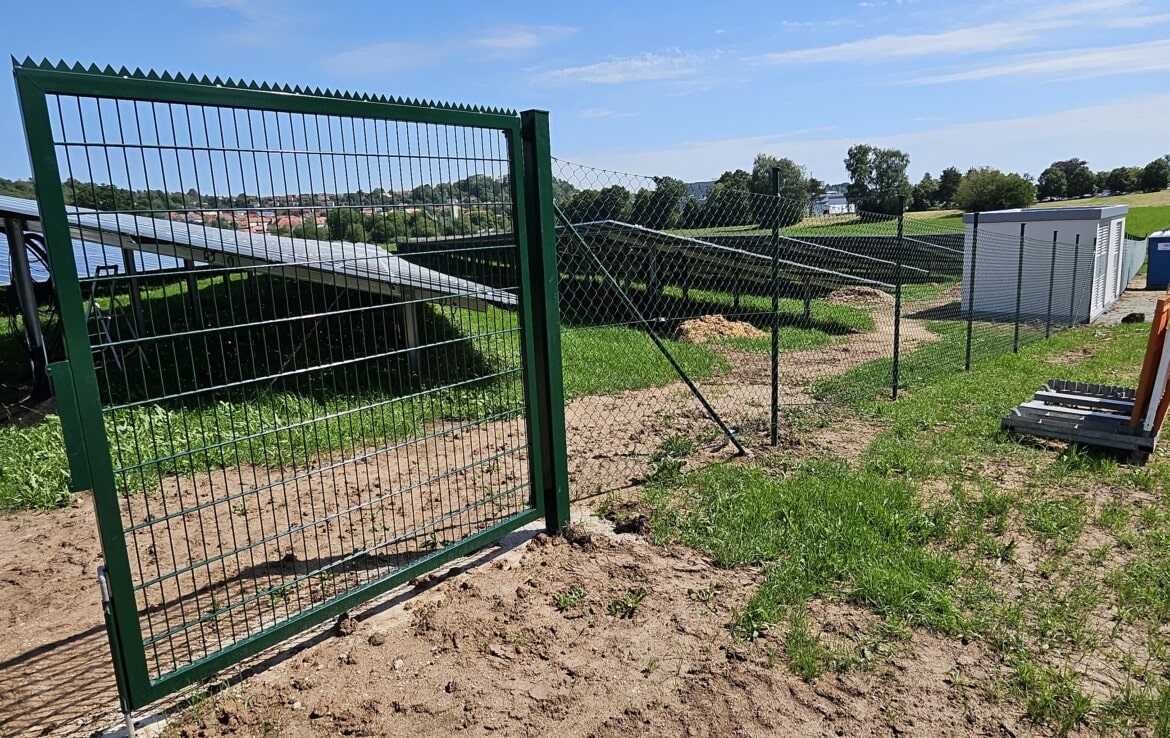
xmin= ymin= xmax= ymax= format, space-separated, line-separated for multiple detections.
xmin=1002 ymin=379 xmax=1158 ymax=462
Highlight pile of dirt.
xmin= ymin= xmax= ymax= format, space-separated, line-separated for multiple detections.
xmin=825 ymin=286 xmax=895 ymax=305
xmin=938 ymin=282 xmax=963 ymax=300
xmin=677 ymin=315 xmax=765 ymax=343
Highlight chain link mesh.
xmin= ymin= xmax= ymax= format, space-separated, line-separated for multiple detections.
xmin=551 ymin=159 xmax=1143 ymax=496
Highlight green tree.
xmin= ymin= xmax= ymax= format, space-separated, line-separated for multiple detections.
xmin=0 ymin=178 xmax=36 ymax=199
xmin=1036 ymin=166 xmax=1066 ymax=200
xmin=702 ymin=169 xmax=752 ymax=227
xmin=748 ymin=154 xmax=810 ymax=227
xmin=1066 ymin=165 xmax=1095 ymax=197
xmin=1105 ymin=167 xmax=1137 ymax=194
xmin=910 ymin=172 xmax=938 ymax=211
xmin=1050 ymin=158 xmax=1089 ymax=181
xmin=292 ymin=220 xmax=330 ymax=240
xmin=326 ymin=208 xmax=368 ymax=242
xmin=680 ymin=196 xmax=703 ymax=228
xmin=844 ymin=144 xmax=912 ymax=215
xmin=936 ymin=167 xmax=963 ymax=207
xmin=551 ymin=177 xmax=576 ymax=204
xmin=629 ymin=176 xmax=688 ymax=230
xmin=1140 ymin=158 xmax=1170 ymax=192
xmin=593 ymin=185 xmax=633 ymax=222
xmin=68 ymin=180 xmax=134 ymax=211
xmin=561 ymin=189 xmax=599 ymax=223
xmin=954 ymin=167 xmax=1036 ymax=212
xmin=367 ymin=212 xmax=409 ymax=243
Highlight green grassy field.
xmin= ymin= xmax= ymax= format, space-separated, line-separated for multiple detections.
xmin=642 ymin=320 xmax=1170 ymax=734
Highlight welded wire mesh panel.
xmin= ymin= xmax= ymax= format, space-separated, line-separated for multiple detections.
xmin=43 ymin=87 xmax=533 ymax=686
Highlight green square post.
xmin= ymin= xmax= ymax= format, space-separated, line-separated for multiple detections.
xmin=519 ymin=110 xmax=571 ymax=532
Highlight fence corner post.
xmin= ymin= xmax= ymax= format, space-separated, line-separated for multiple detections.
xmin=519 ymin=109 xmax=570 ymax=533
xmin=891 ymin=195 xmax=905 ymax=400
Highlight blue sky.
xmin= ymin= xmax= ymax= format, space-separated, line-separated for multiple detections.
xmin=1 ymin=0 xmax=1168 ymax=185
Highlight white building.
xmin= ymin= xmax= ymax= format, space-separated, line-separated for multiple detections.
xmin=814 ymin=191 xmax=856 ymax=216
xmin=960 ymin=206 xmax=1137 ymax=323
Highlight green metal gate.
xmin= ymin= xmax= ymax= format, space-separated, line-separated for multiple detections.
xmin=14 ymin=60 xmax=568 ymax=712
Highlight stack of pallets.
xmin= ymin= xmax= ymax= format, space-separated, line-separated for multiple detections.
xmin=1002 ymin=294 xmax=1170 ymax=463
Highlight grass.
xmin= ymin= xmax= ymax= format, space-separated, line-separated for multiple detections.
xmin=0 ymin=272 xmax=737 ymax=511
xmin=1123 ymin=205 xmax=1170 ymax=239
xmin=671 ymin=210 xmax=965 ymax=239
xmin=560 ymin=326 xmax=728 ymax=399
xmin=648 ymin=460 xmax=962 ymax=639
xmin=813 ymin=319 xmax=1024 ymax=404
xmin=714 ymin=327 xmax=840 ymax=354
xmin=659 ymin=284 xmax=876 ymax=334
xmin=642 ymin=317 xmax=1170 ymax=734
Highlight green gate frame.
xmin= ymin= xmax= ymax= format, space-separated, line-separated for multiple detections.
xmin=13 ymin=60 xmax=569 ymax=713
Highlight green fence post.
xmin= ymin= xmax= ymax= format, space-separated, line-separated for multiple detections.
xmin=891 ymin=195 xmax=905 ymax=400
xmin=770 ymin=167 xmax=780 ymax=446
xmin=1046 ymin=230 xmax=1057 ymax=339
xmin=1069 ymin=235 xmax=1080 ymax=327
xmin=965 ymin=212 xmax=979 ymax=370
xmin=519 ymin=110 xmax=571 ymax=533
xmin=1014 ymin=223 xmax=1025 ymax=353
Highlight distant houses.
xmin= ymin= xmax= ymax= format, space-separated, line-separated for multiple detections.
xmin=813 ymin=191 xmax=855 ymax=216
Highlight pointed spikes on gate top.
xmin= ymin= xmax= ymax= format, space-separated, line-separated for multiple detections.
xmin=9 ymin=59 xmax=520 ymax=116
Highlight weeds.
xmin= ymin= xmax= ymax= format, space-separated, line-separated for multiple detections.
xmin=607 ymin=587 xmax=647 ymax=619
xmin=551 ymin=586 xmax=587 ymax=612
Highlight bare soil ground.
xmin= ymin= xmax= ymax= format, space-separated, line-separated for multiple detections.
xmin=0 ymin=297 xmax=977 ymax=737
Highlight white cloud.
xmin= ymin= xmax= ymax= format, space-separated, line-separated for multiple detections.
xmin=323 ymin=42 xmax=444 ymax=75
xmin=324 ymin=25 xmax=575 ymax=76
xmin=752 ymin=0 xmax=1154 ymax=66
xmin=472 ymin=25 xmax=576 ymax=56
xmin=907 ymin=38 xmax=1170 ymax=84
xmin=187 ymin=0 xmax=298 ymax=45
xmin=535 ymin=52 xmax=712 ymax=85
xmin=780 ymin=18 xmax=857 ymax=30
xmin=560 ymin=95 xmax=1170 ymax=183
xmin=750 ymin=22 xmax=1048 ymax=64
xmin=1105 ymin=12 xmax=1170 ymax=28
xmin=579 ymin=108 xmax=639 ymax=119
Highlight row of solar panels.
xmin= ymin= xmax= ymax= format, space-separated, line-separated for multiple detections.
xmin=0 ymin=194 xmax=517 ymax=309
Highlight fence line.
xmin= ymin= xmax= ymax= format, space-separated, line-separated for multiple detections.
xmin=548 ymin=158 xmax=1148 ymax=494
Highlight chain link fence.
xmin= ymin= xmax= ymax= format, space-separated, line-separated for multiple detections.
xmin=551 ymin=159 xmax=1146 ymax=495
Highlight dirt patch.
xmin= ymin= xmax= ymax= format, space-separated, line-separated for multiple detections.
xmin=0 ymin=502 xmax=120 ymax=737
xmin=825 ymin=286 xmax=895 ymax=305
xmin=676 ymin=314 xmax=766 ymax=343
xmin=163 ymin=516 xmax=1040 ymax=738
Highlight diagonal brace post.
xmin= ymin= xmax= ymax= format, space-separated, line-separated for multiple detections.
xmin=553 ymin=204 xmax=747 ymax=457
